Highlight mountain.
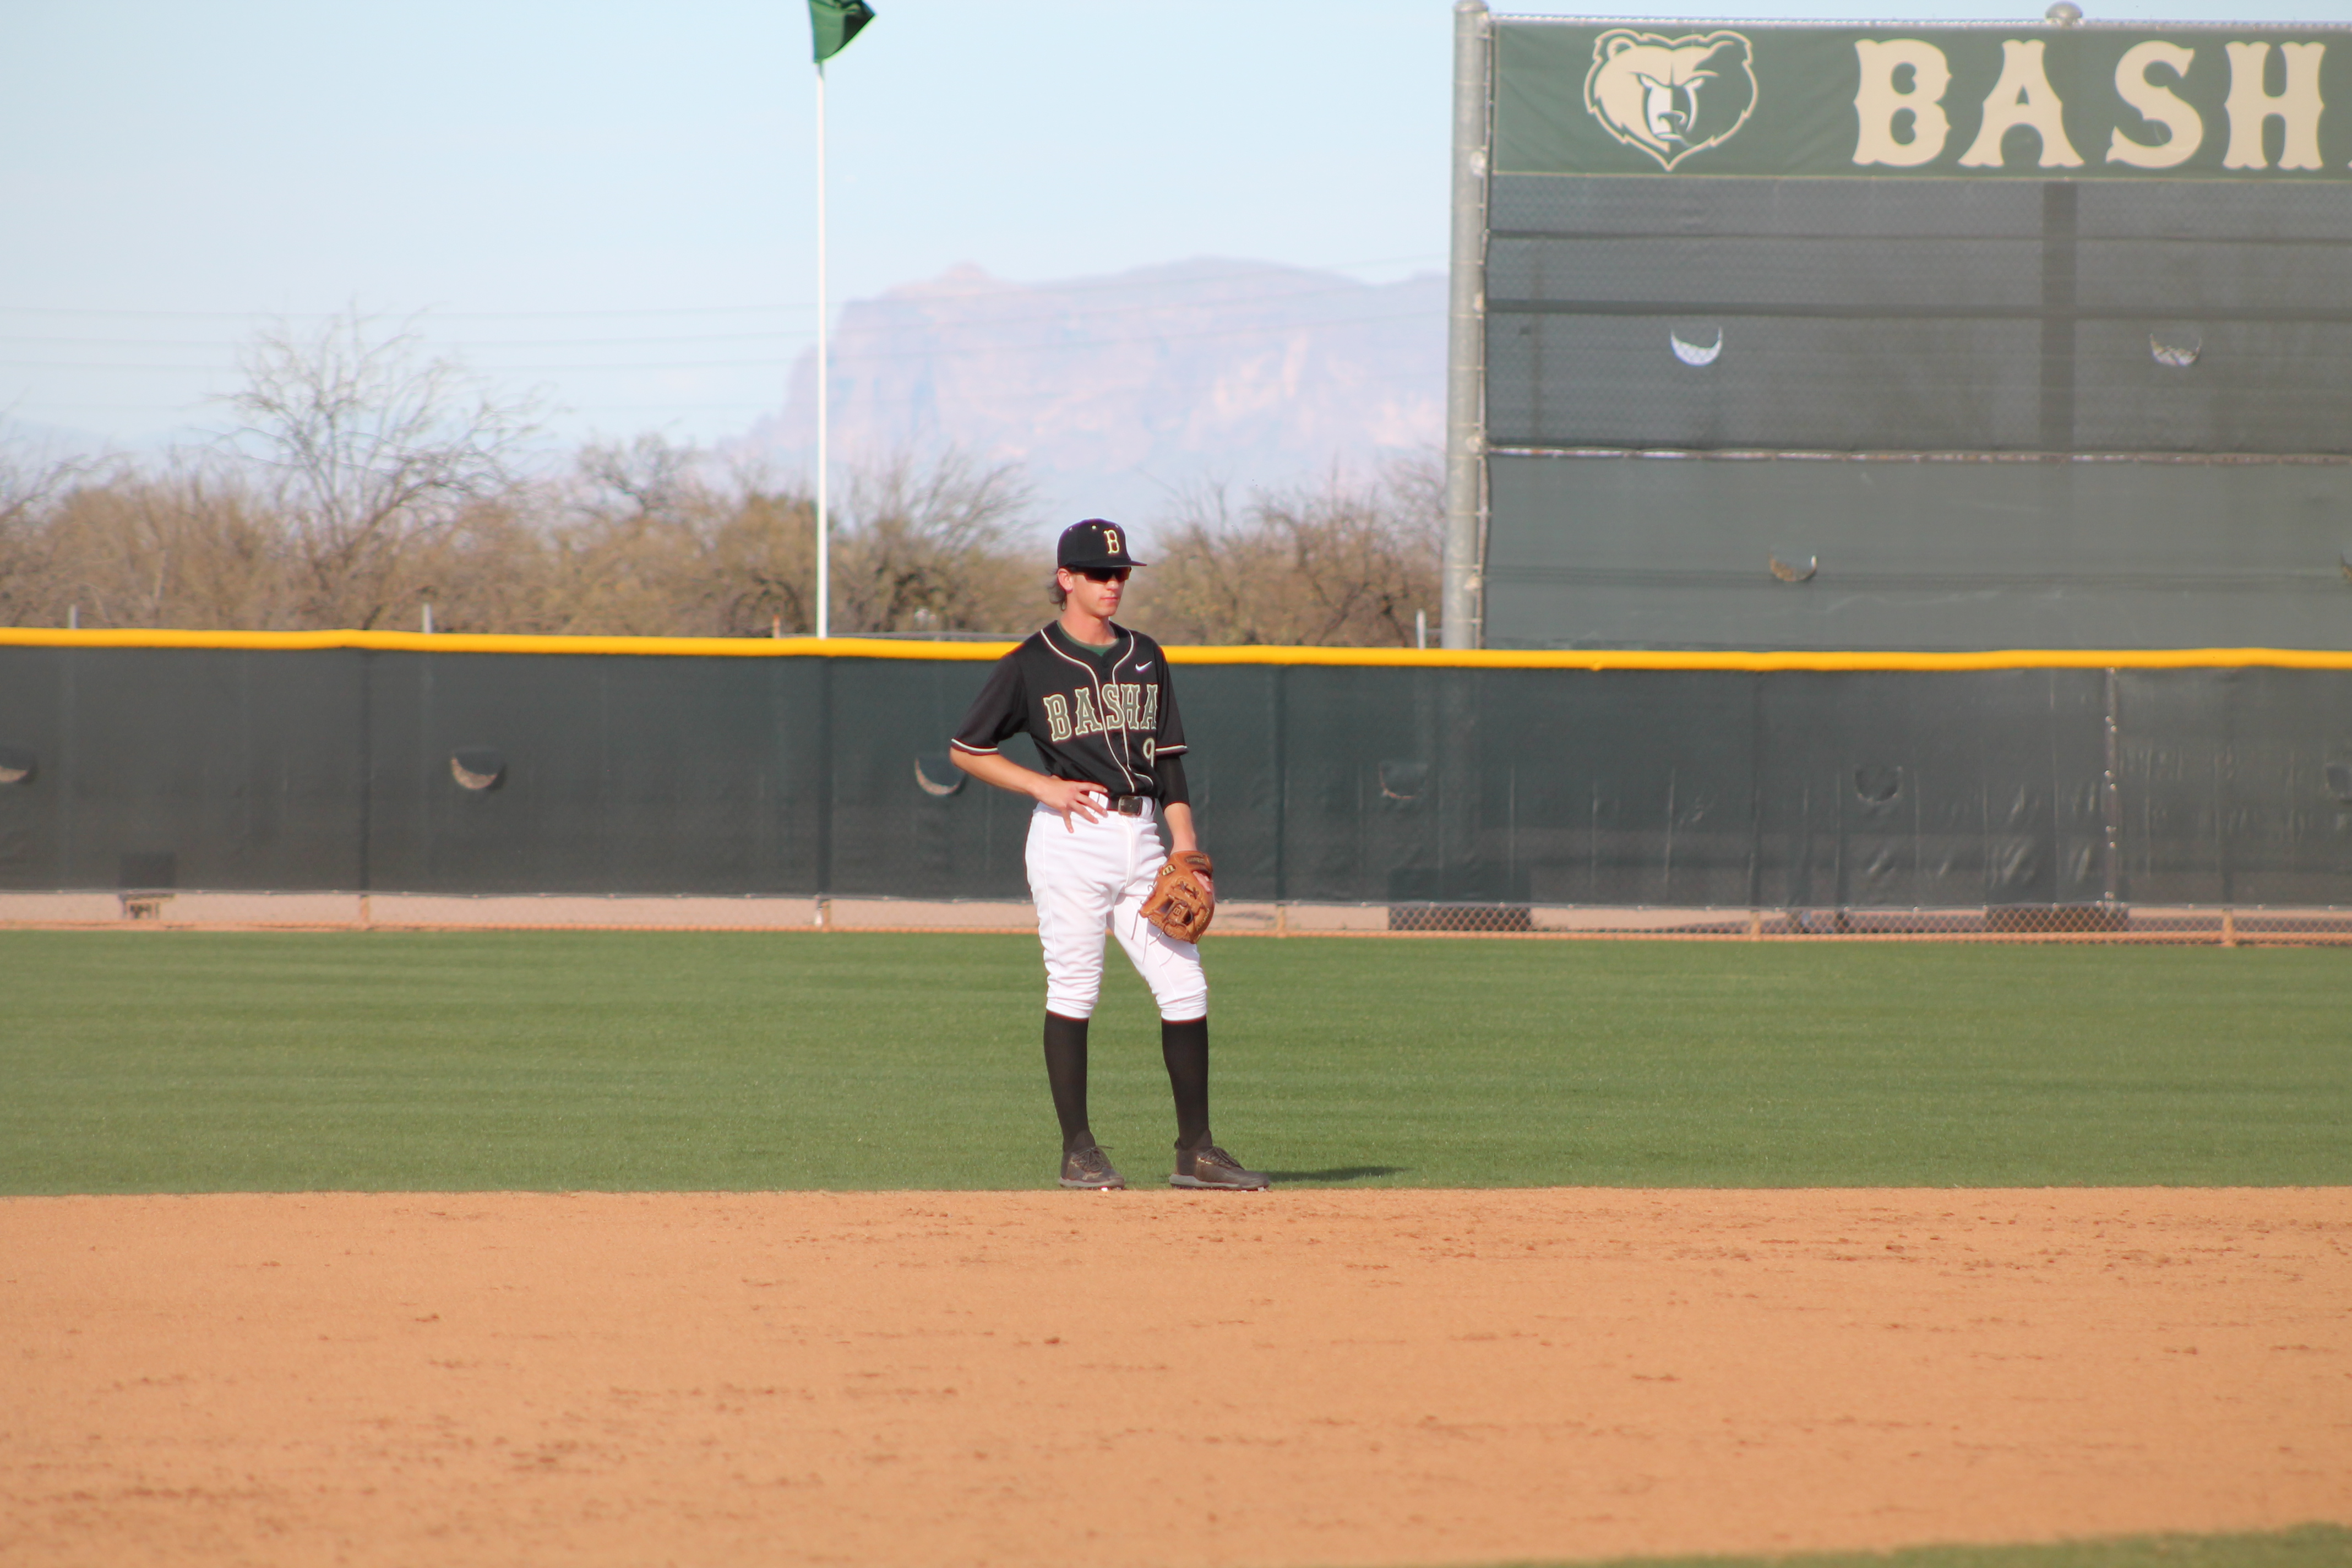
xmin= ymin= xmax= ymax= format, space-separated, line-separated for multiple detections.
xmin=741 ymin=258 xmax=1446 ymax=534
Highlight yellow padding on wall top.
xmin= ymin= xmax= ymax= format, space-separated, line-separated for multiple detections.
xmin=3 ymin=627 xmax=2351 ymax=671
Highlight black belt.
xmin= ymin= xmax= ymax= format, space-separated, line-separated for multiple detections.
xmin=1107 ymin=793 xmax=1150 ymax=816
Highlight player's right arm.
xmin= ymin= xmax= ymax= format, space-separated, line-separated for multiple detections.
xmin=949 ymin=643 xmax=1105 ymax=828
xmin=950 ymin=749 xmax=1106 ymax=826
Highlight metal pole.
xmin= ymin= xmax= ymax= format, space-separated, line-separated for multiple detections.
xmin=1441 ymin=0 xmax=1490 ymax=650
xmin=814 ymin=62 xmax=831 ymax=640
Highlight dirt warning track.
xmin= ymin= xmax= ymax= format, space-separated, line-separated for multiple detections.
xmin=3 ymin=1188 xmax=2347 ymax=1567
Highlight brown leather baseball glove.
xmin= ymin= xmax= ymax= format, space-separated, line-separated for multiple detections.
xmin=1141 ymin=850 xmax=1215 ymax=943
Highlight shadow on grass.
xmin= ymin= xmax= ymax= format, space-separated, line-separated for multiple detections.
xmin=1265 ymin=1166 xmax=1408 ymax=1185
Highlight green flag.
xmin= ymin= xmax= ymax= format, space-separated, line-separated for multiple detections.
xmin=809 ymin=0 xmax=875 ymax=64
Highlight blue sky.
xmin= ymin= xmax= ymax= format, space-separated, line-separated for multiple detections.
xmin=2 ymin=0 xmax=2343 ymax=451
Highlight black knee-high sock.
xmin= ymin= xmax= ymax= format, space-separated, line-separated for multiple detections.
xmin=1161 ymin=1016 xmax=1211 ymax=1151
xmin=1043 ymin=1012 xmax=1094 ymax=1154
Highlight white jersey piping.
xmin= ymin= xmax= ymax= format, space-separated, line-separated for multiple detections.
xmin=1041 ymin=624 xmax=1139 ymax=796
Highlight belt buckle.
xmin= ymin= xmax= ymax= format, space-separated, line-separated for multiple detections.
xmin=1113 ymin=794 xmax=1145 ymax=816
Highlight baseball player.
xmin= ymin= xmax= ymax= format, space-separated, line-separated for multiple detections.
xmin=950 ymin=519 xmax=1268 ymax=1192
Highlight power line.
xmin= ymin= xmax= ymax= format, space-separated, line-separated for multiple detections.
xmin=0 ymin=304 xmax=1440 ymax=377
xmin=0 ymin=275 xmax=1441 ymax=355
xmin=0 ymin=253 xmax=1446 ymax=324
xmin=6 ymin=404 xmax=778 ymax=419
xmin=815 ymin=307 xmax=1440 ymax=366
xmin=8 ymin=351 xmax=1447 ymax=423
xmin=0 ymin=330 xmax=808 ymax=351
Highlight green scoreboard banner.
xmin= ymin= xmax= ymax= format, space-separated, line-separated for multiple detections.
xmin=1496 ymin=21 xmax=2352 ymax=179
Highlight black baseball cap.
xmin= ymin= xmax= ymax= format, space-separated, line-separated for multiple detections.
xmin=1057 ymin=519 xmax=1145 ymax=570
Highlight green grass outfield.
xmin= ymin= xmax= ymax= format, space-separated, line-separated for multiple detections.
xmin=2 ymin=930 xmax=2346 ymax=1194
xmin=1477 ymin=1524 xmax=2352 ymax=1568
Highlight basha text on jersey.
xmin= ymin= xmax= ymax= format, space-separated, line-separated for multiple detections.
xmin=949 ymin=623 xmax=1192 ymax=804
xmin=1042 ymin=684 xmax=1159 ymax=750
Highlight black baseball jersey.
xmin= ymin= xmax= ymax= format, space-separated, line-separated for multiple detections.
xmin=951 ymin=622 xmax=1190 ymax=804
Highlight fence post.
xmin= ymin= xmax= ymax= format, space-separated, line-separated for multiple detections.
xmin=816 ymin=652 xmax=835 ymax=924
xmin=1271 ymin=663 xmax=1288 ymax=908
xmin=356 ymin=647 xmax=374 ymax=918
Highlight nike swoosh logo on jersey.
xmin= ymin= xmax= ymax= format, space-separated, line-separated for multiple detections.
xmin=1135 ymin=662 xmax=1153 ymax=672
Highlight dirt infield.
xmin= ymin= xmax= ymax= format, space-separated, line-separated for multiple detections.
xmin=3 ymin=1189 xmax=2346 ymax=1568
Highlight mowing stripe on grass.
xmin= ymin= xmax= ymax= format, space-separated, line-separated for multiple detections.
xmin=3 ymin=932 xmax=2346 ymax=1194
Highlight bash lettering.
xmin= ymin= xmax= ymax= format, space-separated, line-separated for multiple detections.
xmin=1958 ymin=39 xmax=2084 ymax=168
xmin=1852 ymin=39 xmax=1952 ymax=167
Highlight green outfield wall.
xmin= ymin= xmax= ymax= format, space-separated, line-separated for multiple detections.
xmin=1470 ymin=17 xmax=2352 ymax=651
xmin=1 ymin=633 xmax=2348 ymax=909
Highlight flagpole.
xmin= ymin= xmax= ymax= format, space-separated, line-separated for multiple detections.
xmin=813 ymin=59 xmax=830 ymax=640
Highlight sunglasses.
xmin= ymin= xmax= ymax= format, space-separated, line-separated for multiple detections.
xmin=1076 ymin=567 xmax=1131 ymax=583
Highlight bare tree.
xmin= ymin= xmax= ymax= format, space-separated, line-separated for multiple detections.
xmin=0 ymin=444 xmax=85 ymax=625
xmin=830 ymin=450 xmax=1036 ymax=635
xmin=0 ymin=441 xmax=78 ymax=532
xmin=3 ymin=415 xmax=1041 ymax=639
xmin=0 ymin=459 xmax=300 ymax=631
xmin=525 ymin=435 xmax=715 ymax=634
xmin=704 ymin=482 xmax=819 ymax=635
xmin=578 ymin=432 xmax=701 ymax=524
xmin=1133 ymin=455 xmax=1442 ymax=645
xmin=526 ymin=435 xmax=822 ymax=636
xmin=221 ymin=311 xmax=538 ymax=629
xmin=394 ymin=492 xmax=559 ymax=635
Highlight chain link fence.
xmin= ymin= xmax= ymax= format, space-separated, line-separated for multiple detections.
xmin=1370 ymin=901 xmax=2352 ymax=944
xmin=4 ymin=640 xmax=2352 ymax=945
xmin=8 ymin=888 xmax=2348 ymax=945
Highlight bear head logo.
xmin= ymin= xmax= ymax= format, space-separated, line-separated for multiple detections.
xmin=1583 ymin=30 xmax=1758 ymax=172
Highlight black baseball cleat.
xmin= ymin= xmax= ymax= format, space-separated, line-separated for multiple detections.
xmin=1169 ymin=1142 xmax=1271 ymax=1191
xmin=1059 ymin=1143 xmax=1126 ymax=1190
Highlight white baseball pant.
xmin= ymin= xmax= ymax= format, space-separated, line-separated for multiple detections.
xmin=1026 ymin=799 xmax=1208 ymax=1022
